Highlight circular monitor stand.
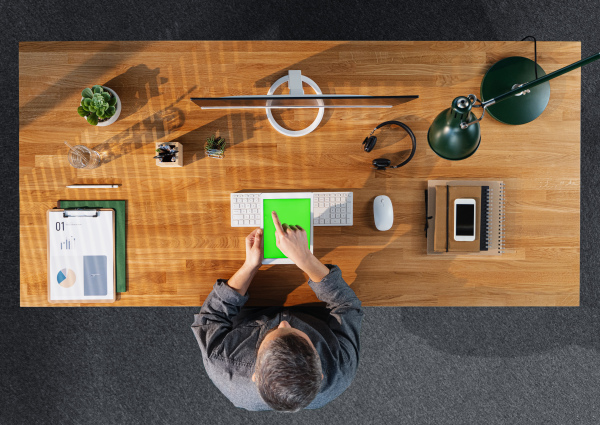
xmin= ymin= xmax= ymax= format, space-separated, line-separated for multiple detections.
xmin=266 ymin=74 xmax=325 ymax=137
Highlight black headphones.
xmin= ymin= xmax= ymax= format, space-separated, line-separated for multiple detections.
xmin=362 ymin=120 xmax=416 ymax=170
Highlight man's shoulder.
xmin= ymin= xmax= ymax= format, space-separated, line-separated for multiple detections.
xmin=205 ymin=325 xmax=262 ymax=367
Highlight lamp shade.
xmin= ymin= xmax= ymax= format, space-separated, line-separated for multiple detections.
xmin=427 ymin=96 xmax=481 ymax=160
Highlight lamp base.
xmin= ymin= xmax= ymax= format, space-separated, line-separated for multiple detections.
xmin=480 ymin=56 xmax=550 ymax=125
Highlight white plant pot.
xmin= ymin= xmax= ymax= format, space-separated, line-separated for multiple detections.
xmin=80 ymin=86 xmax=121 ymax=127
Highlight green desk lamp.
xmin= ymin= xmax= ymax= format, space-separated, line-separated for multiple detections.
xmin=427 ymin=51 xmax=600 ymax=160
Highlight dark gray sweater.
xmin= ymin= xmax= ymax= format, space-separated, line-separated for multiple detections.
xmin=191 ymin=264 xmax=363 ymax=411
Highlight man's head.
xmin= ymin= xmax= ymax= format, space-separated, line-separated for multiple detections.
xmin=252 ymin=321 xmax=323 ymax=412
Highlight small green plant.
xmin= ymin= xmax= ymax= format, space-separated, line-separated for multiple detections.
xmin=205 ymin=134 xmax=226 ymax=159
xmin=77 ymin=85 xmax=118 ymax=126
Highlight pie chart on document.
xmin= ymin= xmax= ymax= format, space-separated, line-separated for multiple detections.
xmin=57 ymin=268 xmax=76 ymax=288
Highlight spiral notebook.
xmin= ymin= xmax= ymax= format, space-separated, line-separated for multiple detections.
xmin=426 ymin=180 xmax=505 ymax=255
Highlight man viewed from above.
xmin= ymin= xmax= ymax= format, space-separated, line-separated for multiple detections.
xmin=191 ymin=211 xmax=364 ymax=412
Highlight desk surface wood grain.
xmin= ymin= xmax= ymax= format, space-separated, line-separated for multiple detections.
xmin=19 ymin=41 xmax=580 ymax=307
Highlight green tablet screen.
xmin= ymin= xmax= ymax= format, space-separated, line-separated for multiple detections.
xmin=263 ymin=198 xmax=312 ymax=259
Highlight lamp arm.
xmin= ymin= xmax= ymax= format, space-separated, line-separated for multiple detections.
xmin=460 ymin=52 xmax=600 ymax=129
xmin=486 ymin=52 xmax=600 ymax=105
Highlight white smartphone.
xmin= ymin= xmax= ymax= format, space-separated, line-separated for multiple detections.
xmin=454 ymin=198 xmax=476 ymax=241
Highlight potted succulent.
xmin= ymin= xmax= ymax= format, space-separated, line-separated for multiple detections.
xmin=77 ymin=85 xmax=121 ymax=126
xmin=204 ymin=134 xmax=226 ymax=159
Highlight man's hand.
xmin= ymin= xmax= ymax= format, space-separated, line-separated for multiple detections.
xmin=271 ymin=211 xmax=329 ymax=282
xmin=271 ymin=211 xmax=311 ymax=266
xmin=244 ymin=228 xmax=263 ymax=271
xmin=228 ymin=228 xmax=263 ymax=295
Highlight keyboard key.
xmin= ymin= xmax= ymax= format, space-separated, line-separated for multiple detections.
xmin=233 ymin=214 xmax=244 ymax=220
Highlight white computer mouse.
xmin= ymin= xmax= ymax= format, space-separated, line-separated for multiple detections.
xmin=373 ymin=195 xmax=393 ymax=231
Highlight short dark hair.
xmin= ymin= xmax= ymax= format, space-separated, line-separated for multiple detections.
xmin=255 ymin=333 xmax=322 ymax=412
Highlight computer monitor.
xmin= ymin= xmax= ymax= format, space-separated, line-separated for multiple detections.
xmin=192 ymin=70 xmax=418 ymax=137
xmin=191 ymin=95 xmax=418 ymax=109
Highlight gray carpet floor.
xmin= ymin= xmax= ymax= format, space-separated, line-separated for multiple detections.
xmin=3 ymin=1 xmax=600 ymax=424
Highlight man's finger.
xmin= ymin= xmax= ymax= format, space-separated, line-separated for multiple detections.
xmin=254 ymin=228 xmax=262 ymax=245
xmin=296 ymin=225 xmax=304 ymax=232
xmin=272 ymin=211 xmax=284 ymax=234
xmin=246 ymin=229 xmax=257 ymax=245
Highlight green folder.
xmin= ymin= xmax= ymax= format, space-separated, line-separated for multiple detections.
xmin=59 ymin=200 xmax=127 ymax=293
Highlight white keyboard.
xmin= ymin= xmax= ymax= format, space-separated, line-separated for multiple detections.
xmin=230 ymin=192 xmax=353 ymax=227
xmin=230 ymin=193 xmax=262 ymax=227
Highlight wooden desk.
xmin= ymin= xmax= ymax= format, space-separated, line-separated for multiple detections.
xmin=19 ymin=41 xmax=580 ymax=307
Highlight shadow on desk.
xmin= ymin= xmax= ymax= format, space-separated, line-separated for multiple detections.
xmin=19 ymin=42 xmax=147 ymax=129
xmin=172 ymin=112 xmax=259 ymax=166
xmin=92 ymin=87 xmax=196 ymax=164
xmin=245 ymin=265 xmax=323 ymax=307
xmin=93 ymin=106 xmax=185 ymax=165
xmin=104 ymin=64 xmax=168 ymax=121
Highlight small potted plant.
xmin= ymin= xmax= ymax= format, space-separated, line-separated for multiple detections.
xmin=77 ymin=85 xmax=121 ymax=126
xmin=205 ymin=134 xmax=226 ymax=159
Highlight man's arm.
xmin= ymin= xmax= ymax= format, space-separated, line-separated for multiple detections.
xmin=270 ymin=211 xmax=363 ymax=365
xmin=228 ymin=228 xmax=262 ymax=295
xmin=191 ymin=228 xmax=263 ymax=357
xmin=192 ymin=277 xmax=249 ymax=357
xmin=271 ymin=211 xmax=329 ymax=282
xmin=308 ymin=265 xmax=363 ymax=365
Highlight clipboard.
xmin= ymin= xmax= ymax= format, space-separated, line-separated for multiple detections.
xmin=59 ymin=200 xmax=127 ymax=293
xmin=47 ymin=209 xmax=116 ymax=303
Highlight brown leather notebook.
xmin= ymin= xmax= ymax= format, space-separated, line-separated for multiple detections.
xmin=427 ymin=180 xmax=504 ymax=256
xmin=434 ymin=185 xmax=481 ymax=252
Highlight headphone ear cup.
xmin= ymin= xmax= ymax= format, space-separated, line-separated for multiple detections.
xmin=373 ymin=158 xmax=391 ymax=170
xmin=363 ymin=136 xmax=377 ymax=152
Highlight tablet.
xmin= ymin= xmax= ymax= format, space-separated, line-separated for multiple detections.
xmin=261 ymin=193 xmax=314 ymax=265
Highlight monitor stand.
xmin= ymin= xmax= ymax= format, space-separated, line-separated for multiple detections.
xmin=266 ymin=70 xmax=325 ymax=137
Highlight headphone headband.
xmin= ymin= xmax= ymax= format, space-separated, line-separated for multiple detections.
xmin=364 ymin=120 xmax=417 ymax=169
